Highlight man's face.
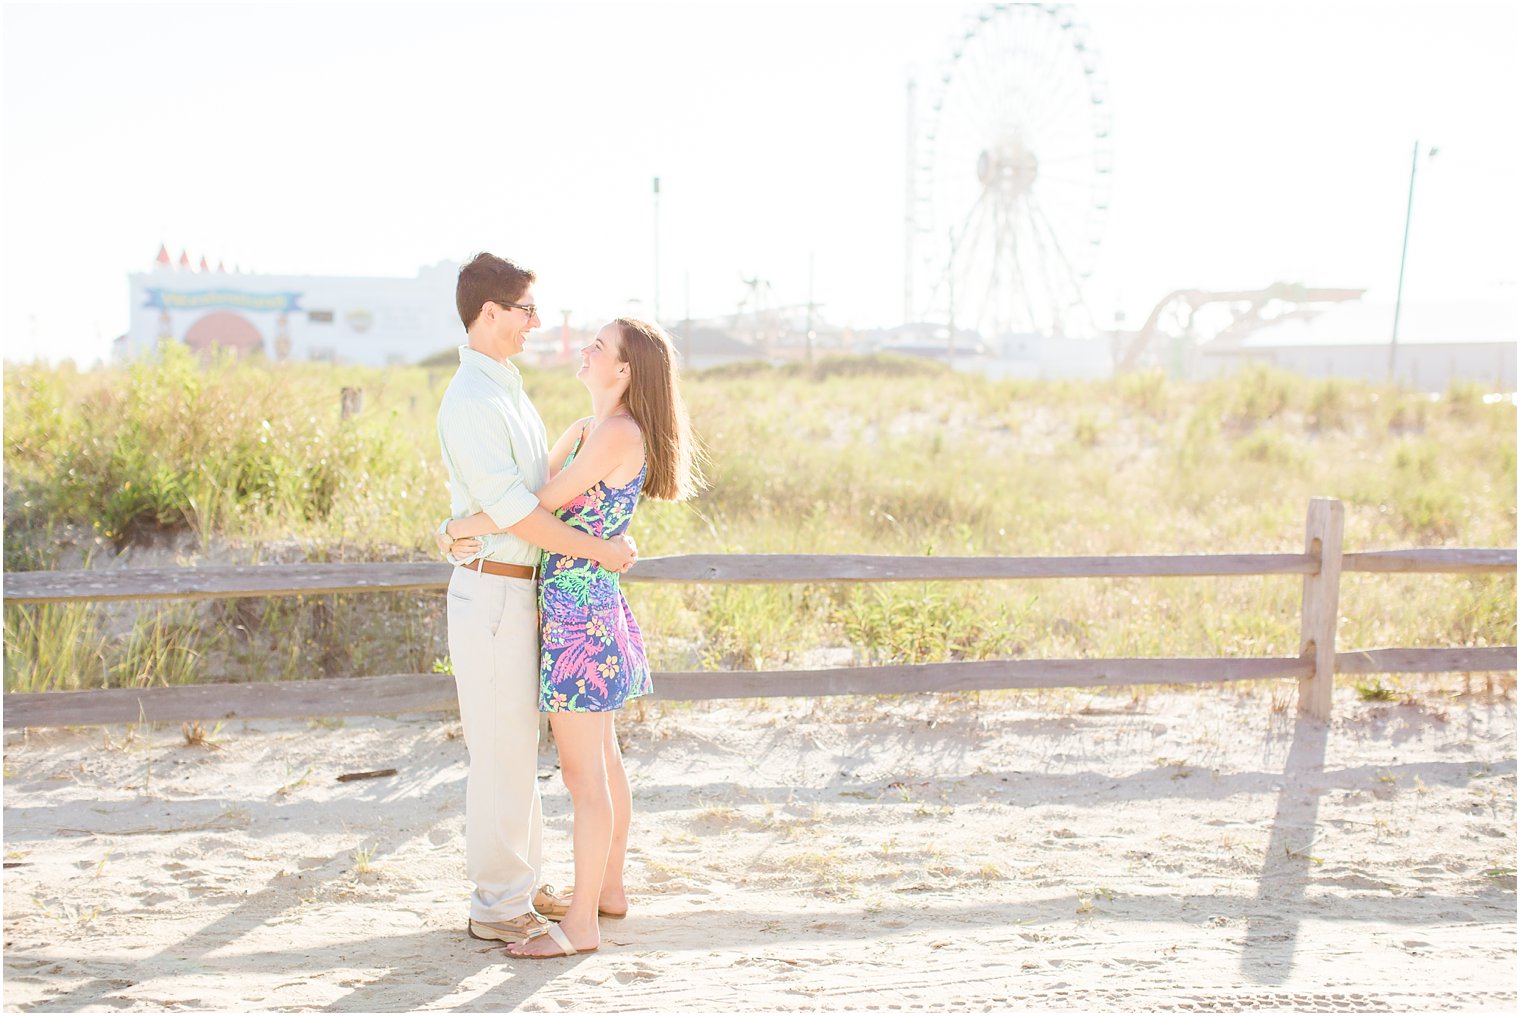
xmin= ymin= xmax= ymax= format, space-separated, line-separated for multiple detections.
xmin=484 ymin=287 xmax=538 ymax=358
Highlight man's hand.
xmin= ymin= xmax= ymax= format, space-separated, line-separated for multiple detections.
xmin=599 ymin=534 xmax=637 ymax=574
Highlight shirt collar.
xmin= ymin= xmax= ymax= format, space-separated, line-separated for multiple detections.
xmin=459 ymin=344 xmax=522 ymax=393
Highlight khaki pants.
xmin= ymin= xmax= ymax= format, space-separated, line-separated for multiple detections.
xmin=446 ymin=566 xmax=543 ymax=923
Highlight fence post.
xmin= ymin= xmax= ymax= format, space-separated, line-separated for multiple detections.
xmin=1298 ymin=497 xmax=1345 ymax=721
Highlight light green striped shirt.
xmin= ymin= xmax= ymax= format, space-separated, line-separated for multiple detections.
xmin=436 ymin=345 xmax=549 ymax=568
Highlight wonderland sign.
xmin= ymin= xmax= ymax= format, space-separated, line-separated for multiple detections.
xmin=144 ymin=289 xmax=303 ymax=312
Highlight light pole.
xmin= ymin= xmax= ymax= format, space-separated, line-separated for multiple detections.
xmin=1390 ymin=142 xmax=1438 ymax=382
xmin=652 ymin=177 xmax=661 ymax=324
xmin=806 ymin=250 xmax=816 ymax=366
xmin=946 ymin=227 xmax=959 ymax=370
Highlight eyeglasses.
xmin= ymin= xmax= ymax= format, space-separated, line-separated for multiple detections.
xmin=495 ymin=301 xmax=537 ymax=318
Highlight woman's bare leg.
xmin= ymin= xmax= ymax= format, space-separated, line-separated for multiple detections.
xmin=508 ymin=711 xmax=609 ymax=956
xmin=600 ymin=712 xmax=631 ymax=914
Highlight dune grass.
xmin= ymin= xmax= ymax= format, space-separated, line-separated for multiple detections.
xmin=3 ymin=349 xmax=1514 ymax=693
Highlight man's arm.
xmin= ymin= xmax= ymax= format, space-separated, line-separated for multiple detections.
xmin=440 ymin=398 xmax=540 ymax=531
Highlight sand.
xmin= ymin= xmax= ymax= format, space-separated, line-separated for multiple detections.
xmin=3 ymin=684 xmax=1514 ymax=1012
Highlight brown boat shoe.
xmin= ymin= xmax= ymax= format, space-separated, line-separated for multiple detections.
xmin=467 ymin=910 xmax=550 ymax=944
xmin=543 ymin=883 xmax=627 ymax=919
xmin=532 ymin=884 xmax=573 ymax=922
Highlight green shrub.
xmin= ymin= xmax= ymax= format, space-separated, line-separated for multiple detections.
xmin=833 ymin=586 xmax=1035 ymax=665
xmin=1234 ymin=428 xmax=1303 ymax=467
xmin=6 ymin=344 xmax=422 ymax=548
xmin=1307 ymin=379 xmax=1352 ymax=431
xmin=1073 ymin=412 xmax=1102 ymax=448
xmin=1116 ymin=369 xmax=1169 ymax=418
xmin=1224 ymin=363 xmax=1298 ymax=428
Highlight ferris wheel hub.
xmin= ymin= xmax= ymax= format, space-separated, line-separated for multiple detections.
xmin=976 ymin=143 xmax=1039 ymax=197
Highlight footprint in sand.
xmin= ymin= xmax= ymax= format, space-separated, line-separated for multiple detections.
xmin=613 ymin=964 xmax=660 ymax=984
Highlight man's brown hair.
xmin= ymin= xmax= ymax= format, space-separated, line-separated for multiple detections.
xmin=456 ymin=253 xmax=535 ymax=329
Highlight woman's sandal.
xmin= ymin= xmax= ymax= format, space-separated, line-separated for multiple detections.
xmin=507 ymin=922 xmax=597 ymax=959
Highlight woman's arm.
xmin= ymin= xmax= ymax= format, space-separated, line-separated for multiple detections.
xmin=443 ymin=417 xmax=642 ymax=540
xmin=534 ymin=415 xmax=642 ymax=512
xmin=545 ymin=417 xmax=591 ymax=481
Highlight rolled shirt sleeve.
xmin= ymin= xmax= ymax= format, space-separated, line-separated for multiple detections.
xmin=440 ymin=398 xmax=542 ymax=530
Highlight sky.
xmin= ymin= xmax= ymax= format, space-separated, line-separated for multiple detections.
xmin=2 ymin=0 xmax=1517 ymax=365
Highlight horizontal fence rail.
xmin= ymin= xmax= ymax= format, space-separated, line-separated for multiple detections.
xmin=1340 ymin=549 xmax=1518 ymax=573
xmin=3 ymin=548 xmax=1515 ymax=605
xmin=4 ymin=649 xmax=1515 ymax=729
xmin=3 ymin=499 xmax=1514 ymax=729
xmin=1332 ymin=646 xmax=1517 ymax=674
xmin=2 ymin=659 xmax=1314 ymax=728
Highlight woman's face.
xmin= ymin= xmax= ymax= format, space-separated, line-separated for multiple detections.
xmin=577 ymin=322 xmax=628 ymax=389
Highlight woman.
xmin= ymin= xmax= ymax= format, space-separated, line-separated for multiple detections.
xmin=440 ymin=317 xmax=700 ymax=958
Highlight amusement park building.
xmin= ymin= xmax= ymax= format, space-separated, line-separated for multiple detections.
xmin=1202 ymin=299 xmax=1517 ymax=391
xmin=118 ymin=246 xmax=460 ymax=366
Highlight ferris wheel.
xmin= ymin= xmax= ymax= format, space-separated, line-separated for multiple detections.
xmin=909 ymin=3 xmax=1112 ymax=342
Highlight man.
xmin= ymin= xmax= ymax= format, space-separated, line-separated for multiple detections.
xmin=437 ymin=252 xmax=635 ymax=946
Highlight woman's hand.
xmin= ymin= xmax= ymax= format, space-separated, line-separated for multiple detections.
xmin=451 ymin=536 xmax=483 ymax=558
xmin=434 ymin=521 xmax=482 ymax=560
xmin=596 ymin=534 xmax=637 ymax=573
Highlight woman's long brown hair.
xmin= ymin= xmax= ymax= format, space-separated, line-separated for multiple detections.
xmin=615 ymin=318 xmax=703 ymax=501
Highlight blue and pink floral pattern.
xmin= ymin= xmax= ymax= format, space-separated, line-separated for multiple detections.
xmin=538 ymin=431 xmax=650 ymax=712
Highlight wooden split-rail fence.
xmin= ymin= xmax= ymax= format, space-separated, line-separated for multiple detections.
xmin=2 ymin=498 xmax=1514 ymax=729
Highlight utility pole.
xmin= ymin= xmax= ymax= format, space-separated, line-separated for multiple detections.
xmin=904 ymin=77 xmax=917 ymax=326
xmin=683 ymin=271 xmax=691 ymax=365
xmin=806 ymin=250 xmax=816 ymax=365
xmin=946 ymin=227 xmax=957 ymax=370
xmin=1391 ymin=142 xmax=1436 ymax=383
xmin=653 ymin=176 xmax=661 ymax=324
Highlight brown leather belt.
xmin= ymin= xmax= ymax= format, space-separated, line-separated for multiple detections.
xmin=463 ymin=559 xmax=537 ymax=580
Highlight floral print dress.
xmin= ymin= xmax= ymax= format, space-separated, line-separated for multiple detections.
xmin=537 ymin=426 xmax=651 ymax=712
